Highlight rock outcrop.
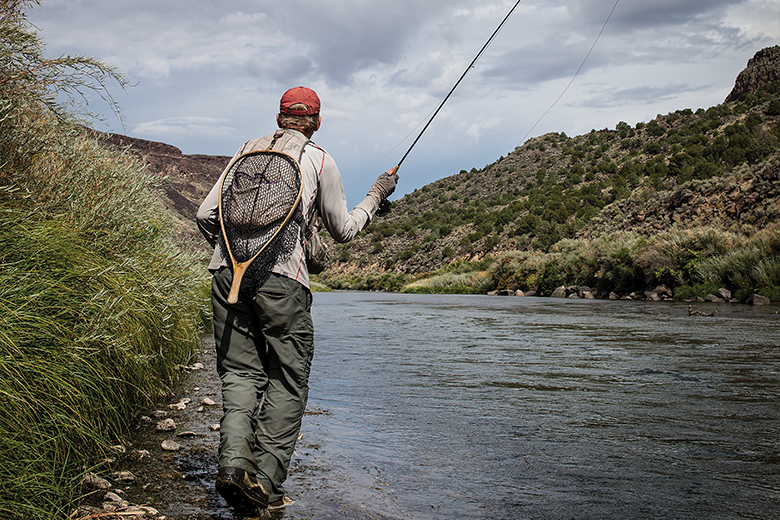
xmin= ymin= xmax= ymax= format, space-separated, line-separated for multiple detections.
xmin=725 ymin=46 xmax=780 ymax=102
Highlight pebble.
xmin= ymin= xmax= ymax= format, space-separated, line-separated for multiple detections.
xmin=161 ymin=439 xmax=182 ymax=451
xmin=209 ymin=424 xmax=221 ymax=432
xmin=156 ymin=418 xmax=177 ymax=431
xmin=82 ymin=473 xmax=111 ymax=489
xmin=112 ymin=471 xmax=136 ymax=482
xmin=201 ymin=397 xmax=217 ymax=406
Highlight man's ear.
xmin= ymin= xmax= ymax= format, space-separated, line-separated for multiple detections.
xmin=316 ymin=116 xmax=322 ymax=132
xmin=276 ymin=114 xmax=282 ymax=128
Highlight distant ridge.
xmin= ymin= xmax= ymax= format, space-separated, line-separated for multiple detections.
xmin=100 ymin=47 xmax=780 ymax=277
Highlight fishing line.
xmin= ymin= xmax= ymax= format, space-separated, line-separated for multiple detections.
xmin=348 ymin=0 xmax=525 ymax=187
xmin=518 ymin=0 xmax=621 ymax=145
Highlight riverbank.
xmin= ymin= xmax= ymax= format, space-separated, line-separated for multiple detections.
xmin=73 ymin=336 xmax=401 ymax=520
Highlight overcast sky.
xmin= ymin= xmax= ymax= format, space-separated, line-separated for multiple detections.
xmin=29 ymin=0 xmax=778 ymax=205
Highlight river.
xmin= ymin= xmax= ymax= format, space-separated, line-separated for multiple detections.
xmin=293 ymin=292 xmax=780 ymax=520
xmin=114 ymin=292 xmax=780 ymax=520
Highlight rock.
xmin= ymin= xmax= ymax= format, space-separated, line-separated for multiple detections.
xmin=514 ymin=290 xmax=525 ymax=297
xmin=102 ymin=491 xmax=128 ymax=509
xmin=705 ymin=294 xmax=725 ymax=303
xmin=177 ymin=431 xmax=198 ymax=438
xmin=524 ymin=290 xmax=537 ymax=297
xmin=725 ymin=46 xmax=780 ymax=102
xmin=209 ymin=424 xmax=221 ymax=432
xmin=717 ymin=288 xmax=732 ymax=300
xmin=82 ymin=473 xmax=111 ymax=490
xmin=133 ymin=449 xmax=151 ymax=460
xmin=609 ymin=292 xmax=619 ymax=300
xmin=201 ymin=397 xmax=217 ymax=406
xmin=496 ymin=289 xmax=513 ymax=296
xmin=156 ymin=418 xmax=177 ymax=431
xmin=161 ymin=439 xmax=182 ymax=451
xmin=151 ymin=410 xmax=168 ymax=419
xmin=582 ymin=291 xmax=596 ymax=299
xmin=645 ymin=285 xmax=672 ymax=301
xmin=749 ymin=294 xmax=771 ymax=305
xmin=169 ymin=398 xmax=192 ymax=410
xmin=578 ymin=286 xmax=592 ymax=298
xmin=108 ymin=444 xmax=126 ymax=454
xmin=111 ymin=471 xmax=136 ymax=482
xmin=551 ymin=286 xmax=567 ymax=298
xmin=568 ymin=293 xmax=579 ymax=298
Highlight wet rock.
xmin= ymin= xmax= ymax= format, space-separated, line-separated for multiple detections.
xmin=156 ymin=418 xmax=177 ymax=431
xmin=717 ymin=288 xmax=732 ymax=300
xmin=705 ymin=294 xmax=725 ymax=303
xmin=161 ymin=439 xmax=182 ymax=451
xmin=177 ymin=431 xmax=198 ymax=438
xmin=209 ymin=423 xmax=221 ymax=431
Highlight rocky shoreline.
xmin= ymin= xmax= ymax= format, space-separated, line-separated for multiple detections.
xmin=488 ymin=284 xmax=772 ymax=305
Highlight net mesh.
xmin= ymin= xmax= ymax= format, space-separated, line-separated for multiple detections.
xmin=219 ymin=151 xmax=302 ymax=294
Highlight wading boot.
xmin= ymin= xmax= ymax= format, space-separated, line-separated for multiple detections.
xmin=215 ymin=466 xmax=269 ymax=514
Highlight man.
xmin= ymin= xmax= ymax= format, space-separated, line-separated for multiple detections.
xmin=196 ymin=86 xmax=398 ymax=513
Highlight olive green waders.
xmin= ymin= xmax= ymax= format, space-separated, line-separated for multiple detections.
xmin=211 ymin=267 xmax=314 ymax=504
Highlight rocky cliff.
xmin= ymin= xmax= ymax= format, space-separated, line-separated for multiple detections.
xmin=725 ymin=45 xmax=780 ymax=103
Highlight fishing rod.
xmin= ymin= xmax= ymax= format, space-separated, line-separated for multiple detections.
xmin=394 ymin=0 xmax=525 ymax=170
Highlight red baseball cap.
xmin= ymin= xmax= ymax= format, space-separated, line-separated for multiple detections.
xmin=279 ymin=86 xmax=320 ymax=116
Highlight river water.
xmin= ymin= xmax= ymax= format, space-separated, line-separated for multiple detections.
xmin=289 ymin=292 xmax=780 ymax=520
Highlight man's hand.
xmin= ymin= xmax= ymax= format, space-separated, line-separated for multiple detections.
xmin=367 ymin=166 xmax=399 ymax=204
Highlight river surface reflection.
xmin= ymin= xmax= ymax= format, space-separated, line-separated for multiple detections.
xmin=288 ymin=292 xmax=780 ymax=520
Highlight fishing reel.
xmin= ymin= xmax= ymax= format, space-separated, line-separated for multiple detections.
xmin=376 ymin=199 xmax=392 ymax=217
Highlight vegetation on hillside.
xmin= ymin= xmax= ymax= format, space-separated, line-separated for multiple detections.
xmin=316 ymin=73 xmax=780 ymax=301
xmin=0 ymin=2 xmax=209 ymax=518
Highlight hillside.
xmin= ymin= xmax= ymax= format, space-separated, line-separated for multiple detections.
xmin=104 ymin=46 xmax=780 ymax=298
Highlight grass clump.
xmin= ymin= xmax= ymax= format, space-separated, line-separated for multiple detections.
xmin=0 ymin=2 xmax=209 ymax=517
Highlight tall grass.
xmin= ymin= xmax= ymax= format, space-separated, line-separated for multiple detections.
xmin=0 ymin=91 xmax=209 ymax=518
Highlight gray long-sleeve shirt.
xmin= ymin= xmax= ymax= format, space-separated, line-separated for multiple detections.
xmin=196 ymin=128 xmax=378 ymax=289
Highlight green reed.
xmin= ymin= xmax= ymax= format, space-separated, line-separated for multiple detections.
xmin=0 ymin=99 xmax=209 ymax=518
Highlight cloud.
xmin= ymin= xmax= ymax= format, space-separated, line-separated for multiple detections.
xmin=27 ymin=0 xmax=779 ymax=203
xmin=133 ymin=116 xmax=238 ymax=140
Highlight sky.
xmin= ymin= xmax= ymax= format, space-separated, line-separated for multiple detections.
xmin=28 ymin=0 xmax=779 ymax=205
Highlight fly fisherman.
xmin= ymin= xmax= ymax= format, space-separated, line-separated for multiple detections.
xmin=196 ymin=86 xmax=399 ymax=513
